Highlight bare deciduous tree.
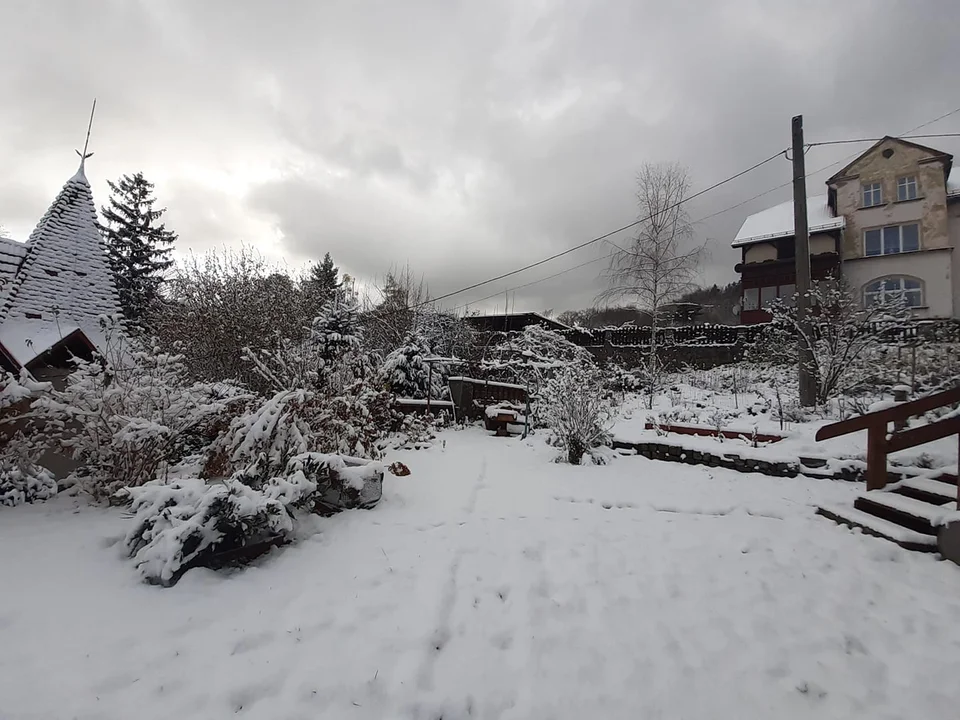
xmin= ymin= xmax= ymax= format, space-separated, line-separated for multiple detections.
xmin=599 ymin=163 xmax=704 ymax=403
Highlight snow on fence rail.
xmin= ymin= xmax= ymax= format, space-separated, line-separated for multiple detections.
xmin=560 ymin=323 xmax=766 ymax=348
xmin=559 ymin=318 xmax=960 ymax=349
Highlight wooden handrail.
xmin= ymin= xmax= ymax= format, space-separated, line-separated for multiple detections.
xmin=814 ymin=385 xmax=960 ymax=493
xmin=886 ymin=415 xmax=960 ymax=454
xmin=815 ymin=386 xmax=960 ymax=441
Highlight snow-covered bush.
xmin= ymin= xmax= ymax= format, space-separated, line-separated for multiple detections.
xmin=0 ymin=372 xmax=56 ymax=507
xmin=121 ymin=477 xmax=293 ymax=586
xmin=757 ymin=277 xmax=912 ymax=405
xmin=315 ymin=384 xmax=396 ymax=458
xmin=378 ymin=331 xmax=446 ymax=399
xmin=23 ymin=325 xmax=248 ymax=499
xmin=0 ymin=433 xmax=57 ymax=507
xmin=483 ymin=324 xmax=595 ymax=396
xmin=284 ymin=452 xmax=384 ymax=514
xmin=221 ymin=300 xmax=397 ymax=479
xmin=148 ymin=248 xmax=324 ymax=392
xmin=603 ymin=363 xmax=648 ymax=396
xmin=223 ymin=387 xmax=316 ymax=485
xmin=541 ymin=364 xmax=614 ymax=465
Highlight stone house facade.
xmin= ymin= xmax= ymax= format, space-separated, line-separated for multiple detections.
xmin=732 ymin=137 xmax=960 ymax=324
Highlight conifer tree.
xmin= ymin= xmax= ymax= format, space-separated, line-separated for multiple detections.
xmin=99 ymin=172 xmax=177 ymax=323
xmin=308 ymin=252 xmax=342 ymax=303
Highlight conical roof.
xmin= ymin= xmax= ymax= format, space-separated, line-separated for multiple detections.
xmin=0 ymin=163 xmax=123 ymax=327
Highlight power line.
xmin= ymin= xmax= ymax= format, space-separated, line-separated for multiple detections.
xmin=807 ymin=132 xmax=960 ymax=148
xmin=422 ymin=148 xmax=786 ymax=308
xmin=902 ymin=105 xmax=960 ymax=134
xmin=691 ymin=109 xmax=960 ymax=226
xmin=431 ymin=107 xmax=960 ymax=311
xmin=452 ymin=252 xmax=612 ymax=312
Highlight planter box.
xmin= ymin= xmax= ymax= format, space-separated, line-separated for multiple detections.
xmin=643 ymin=422 xmax=784 ymax=444
xmin=288 ymin=453 xmax=385 ymax=516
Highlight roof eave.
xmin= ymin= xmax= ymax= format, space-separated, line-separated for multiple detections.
xmin=731 ymin=222 xmax=845 ymax=249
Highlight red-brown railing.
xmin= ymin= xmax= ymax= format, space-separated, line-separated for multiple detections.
xmin=816 ymin=386 xmax=960 ymax=495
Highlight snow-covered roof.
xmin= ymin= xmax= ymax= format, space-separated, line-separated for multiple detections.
xmin=732 ymin=195 xmax=845 ymax=247
xmin=948 ymin=166 xmax=960 ymax=198
xmin=0 ymin=162 xmax=125 ymax=370
xmin=0 ymin=321 xmax=85 ymax=368
xmin=0 ymin=163 xmax=123 ymax=345
xmin=0 ymin=236 xmax=27 ymax=291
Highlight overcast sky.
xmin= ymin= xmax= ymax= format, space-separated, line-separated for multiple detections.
xmin=2 ymin=0 xmax=959 ymax=314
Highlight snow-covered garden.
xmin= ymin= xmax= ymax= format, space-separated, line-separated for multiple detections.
xmin=5 ymin=428 xmax=960 ymax=719
xmin=3 ymin=252 xmax=960 ymax=717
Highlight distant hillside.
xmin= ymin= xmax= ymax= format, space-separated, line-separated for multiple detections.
xmin=674 ymin=281 xmax=741 ymax=325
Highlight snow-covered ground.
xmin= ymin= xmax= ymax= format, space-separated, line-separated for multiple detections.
xmin=3 ymin=428 xmax=960 ymax=719
xmin=613 ymin=384 xmax=960 ymax=470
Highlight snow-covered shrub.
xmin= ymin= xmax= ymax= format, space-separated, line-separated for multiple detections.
xmin=221 ymin=299 xmax=397 ymax=478
xmin=378 ymin=331 xmax=445 ymax=399
xmin=483 ymin=324 xmax=596 ymax=397
xmin=0 ymin=433 xmax=57 ymax=507
xmin=315 ymin=384 xmax=395 ymax=458
xmin=757 ymin=277 xmax=912 ymax=405
xmin=603 ymin=363 xmax=647 ymax=396
xmin=541 ymin=364 xmax=614 ymax=465
xmin=121 ymin=477 xmax=293 ymax=586
xmin=222 ymin=386 xmax=316 ymax=486
xmin=24 ymin=325 xmax=248 ymax=499
xmin=284 ymin=452 xmax=384 ymax=514
xmin=148 ymin=248 xmax=324 ymax=392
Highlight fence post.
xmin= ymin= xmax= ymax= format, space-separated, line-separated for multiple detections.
xmin=866 ymin=424 xmax=887 ymax=491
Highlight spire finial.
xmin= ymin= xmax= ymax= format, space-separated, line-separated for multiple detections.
xmin=75 ymin=99 xmax=97 ymax=169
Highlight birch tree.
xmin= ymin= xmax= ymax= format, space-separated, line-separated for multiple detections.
xmin=599 ymin=163 xmax=704 ymax=404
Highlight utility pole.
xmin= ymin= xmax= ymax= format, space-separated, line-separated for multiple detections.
xmin=792 ymin=114 xmax=816 ymax=407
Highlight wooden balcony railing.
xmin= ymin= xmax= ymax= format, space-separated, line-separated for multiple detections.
xmin=816 ymin=386 xmax=960 ymax=495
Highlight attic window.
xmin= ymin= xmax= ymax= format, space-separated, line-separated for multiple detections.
xmin=882 ymin=148 xmax=895 ymax=159
xmin=25 ymin=312 xmax=42 ymax=319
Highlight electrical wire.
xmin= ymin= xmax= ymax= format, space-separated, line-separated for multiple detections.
xmin=420 ymin=148 xmax=787 ymax=308
xmin=807 ymin=132 xmax=960 ymax=148
xmin=406 ymin=107 xmax=960 ymax=313
xmin=691 ymin=108 xmax=960 ymax=226
xmin=451 ymin=252 xmax=613 ymax=313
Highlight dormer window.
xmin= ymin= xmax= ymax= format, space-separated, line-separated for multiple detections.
xmin=897 ymin=175 xmax=918 ymax=201
xmin=862 ymin=182 xmax=882 ymax=208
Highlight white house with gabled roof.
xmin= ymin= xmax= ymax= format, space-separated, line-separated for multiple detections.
xmin=733 ymin=136 xmax=960 ymax=324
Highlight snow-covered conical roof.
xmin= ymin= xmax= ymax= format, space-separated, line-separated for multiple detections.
xmin=0 ymin=162 xmax=124 ymax=369
xmin=0 ymin=162 xmax=122 ymax=327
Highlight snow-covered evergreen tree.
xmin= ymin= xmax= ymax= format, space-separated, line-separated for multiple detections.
xmin=307 ymin=253 xmax=342 ymax=304
xmin=99 ymin=172 xmax=177 ymax=323
xmin=378 ymin=331 xmax=444 ymax=399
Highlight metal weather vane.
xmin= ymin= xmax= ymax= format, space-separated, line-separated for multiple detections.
xmin=75 ymin=98 xmax=97 ymax=166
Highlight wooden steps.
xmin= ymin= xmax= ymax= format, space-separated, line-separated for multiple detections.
xmin=817 ymin=472 xmax=957 ymax=553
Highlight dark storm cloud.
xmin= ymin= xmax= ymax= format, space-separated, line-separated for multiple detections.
xmin=2 ymin=0 xmax=959 ymax=312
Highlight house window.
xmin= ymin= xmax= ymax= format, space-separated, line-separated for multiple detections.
xmin=897 ymin=175 xmax=918 ymax=201
xmin=743 ymin=287 xmax=759 ymax=311
xmin=864 ymin=277 xmax=923 ymax=307
xmin=779 ymin=283 xmax=796 ymax=307
xmin=862 ymin=182 xmax=883 ymax=208
xmin=864 ymin=223 xmax=920 ymax=256
xmin=760 ymin=286 xmax=778 ymax=309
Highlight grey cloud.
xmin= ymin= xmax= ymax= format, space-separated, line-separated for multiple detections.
xmin=3 ymin=0 xmax=960 ymax=314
